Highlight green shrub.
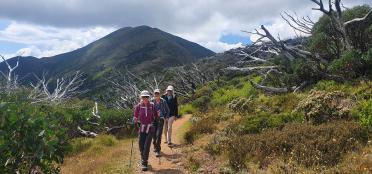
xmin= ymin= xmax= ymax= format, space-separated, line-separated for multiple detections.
xmin=179 ymin=104 xmax=197 ymax=115
xmin=226 ymin=121 xmax=368 ymax=171
xmin=205 ymin=132 xmax=230 ymax=156
xmin=352 ymin=99 xmax=372 ymax=131
xmin=255 ymin=93 xmax=302 ymax=114
xmin=100 ymin=108 xmax=132 ymax=129
xmin=0 ymin=101 xmax=69 ymax=174
xmin=330 ymin=50 xmax=366 ymax=78
xmin=184 ymin=113 xmax=218 ymax=144
xmin=296 ymin=90 xmax=354 ymax=124
xmin=194 ymin=86 xmax=213 ymax=98
xmin=242 ymin=112 xmax=304 ymax=134
xmin=294 ymin=60 xmax=324 ymax=83
xmin=192 ymin=96 xmax=211 ymax=111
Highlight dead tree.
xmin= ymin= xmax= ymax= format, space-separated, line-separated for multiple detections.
xmin=0 ymin=55 xmax=19 ymax=92
xmin=281 ymin=11 xmax=315 ymax=35
xmin=171 ymin=63 xmax=218 ymax=98
xmin=310 ymin=0 xmax=372 ymax=51
xmin=222 ymin=0 xmax=372 ymax=93
xmin=28 ymin=71 xmax=86 ymax=104
xmin=108 ymin=70 xmax=165 ymax=109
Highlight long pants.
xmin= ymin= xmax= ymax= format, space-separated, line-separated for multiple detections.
xmin=153 ymin=118 xmax=164 ymax=152
xmin=139 ymin=130 xmax=154 ymax=165
xmin=163 ymin=116 xmax=175 ymax=143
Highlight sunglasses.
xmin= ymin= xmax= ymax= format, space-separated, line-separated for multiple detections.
xmin=142 ymin=96 xmax=150 ymax=99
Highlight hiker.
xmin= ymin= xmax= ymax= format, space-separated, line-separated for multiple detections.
xmin=133 ymin=90 xmax=158 ymax=171
xmin=162 ymin=85 xmax=178 ymax=146
xmin=151 ymin=89 xmax=170 ymax=157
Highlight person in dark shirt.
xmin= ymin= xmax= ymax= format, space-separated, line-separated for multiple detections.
xmin=162 ymin=85 xmax=178 ymax=146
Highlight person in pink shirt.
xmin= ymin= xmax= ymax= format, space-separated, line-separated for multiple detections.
xmin=133 ymin=90 xmax=158 ymax=171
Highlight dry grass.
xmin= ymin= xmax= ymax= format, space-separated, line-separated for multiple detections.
xmin=61 ymin=136 xmax=136 ymax=174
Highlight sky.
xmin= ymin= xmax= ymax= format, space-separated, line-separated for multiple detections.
xmin=0 ymin=0 xmax=371 ymax=59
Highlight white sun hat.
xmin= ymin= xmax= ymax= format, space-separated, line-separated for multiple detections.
xmin=166 ymin=85 xmax=174 ymax=91
xmin=140 ymin=90 xmax=151 ymax=97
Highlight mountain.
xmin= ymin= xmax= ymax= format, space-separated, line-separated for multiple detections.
xmin=0 ymin=26 xmax=215 ymax=84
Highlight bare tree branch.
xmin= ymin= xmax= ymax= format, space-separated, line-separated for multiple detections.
xmin=0 ymin=55 xmax=20 ymax=91
xmin=29 ymin=71 xmax=86 ymax=104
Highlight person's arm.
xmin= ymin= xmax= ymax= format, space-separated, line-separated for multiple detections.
xmin=164 ymin=99 xmax=170 ymax=117
xmin=174 ymin=96 xmax=179 ymax=117
xmin=153 ymin=104 xmax=159 ymax=121
xmin=133 ymin=104 xmax=139 ymax=124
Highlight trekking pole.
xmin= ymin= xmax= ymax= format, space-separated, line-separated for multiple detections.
xmin=128 ymin=118 xmax=136 ymax=168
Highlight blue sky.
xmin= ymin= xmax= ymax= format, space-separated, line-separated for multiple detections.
xmin=220 ymin=34 xmax=252 ymax=45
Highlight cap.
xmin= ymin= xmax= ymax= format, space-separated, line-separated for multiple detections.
xmin=166 ymin=85 xmax=174 ymax=91
xmin=140 ymin=90 xmax=150 ymax=97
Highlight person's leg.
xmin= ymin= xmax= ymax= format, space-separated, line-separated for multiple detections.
xmin=155 ymin=118 xmax=164 ymax=152
xmin=138 ymin=132 xmax=146 ymax=165
xmin=152 ymin=121 xmax=158 ymax=150
xmin=143 ymin=130 xmax=154 ymax=167
xmin=163 ymin=118 xmax=169 ymax=143
xmin=167 ymin=116 xmax=175 ymax=144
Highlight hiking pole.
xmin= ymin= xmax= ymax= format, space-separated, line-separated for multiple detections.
xmin=128 ymin=118 xmax=137 ymax=168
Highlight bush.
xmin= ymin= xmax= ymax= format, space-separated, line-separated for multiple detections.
xmin=227 ymin=97 xmax=253 ymax=113
xmin=330 ymin=50 xmax=366 ymax=78
xmin=352 ymin=99 xmax=372 ymax=131
xmin=100 ymin=108 xmax=132 ymax=129
xmin=179 ymin=104 xmax=197 ymax=115
xmin=205 ymin=131 xmax=230 ymax=156
xmin=192 ymin=96 xmax=211 ymax=111
xmin=296 ymin=90 xmax=354 ymax=124
xmin=226 ymin=121 xmax=368 ymax=171
xmin=255 ymin=93 xmax=302 ymax=114
xmin=0 ymin=101 xmax=69 ymax=174
xmin=242 ymin=112 xmax=304 ymax=134
xmin=211 ymin=80 xmax=256 ymax=106
xmin=293 ymin=60 xmax=324 ymax=83
xmin=184 ymin=113 xmax=218 ymax=144
xmin=194 ymin=86 xmax=213 ymax=98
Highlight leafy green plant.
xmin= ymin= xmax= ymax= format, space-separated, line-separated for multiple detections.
xmin=330 ymin=50 xmax=365 ymax=78
xmin=179 ymin=104 xmax=197 ymax=115
xmin=352 ymin=99 xmax=372 ymax=131
xmin=242 ymin=112 xmax=304 ymax=134
xmin=0 ymin=101 xmax=69 ymax=174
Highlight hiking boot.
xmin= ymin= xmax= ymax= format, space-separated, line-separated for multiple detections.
xmin=141 ymin=163 xmax=148 ymax=171
xmin=155 ymin=151 xmax=161 ymax=157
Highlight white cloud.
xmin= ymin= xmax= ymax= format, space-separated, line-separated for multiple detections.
xmin=0 ymin=0 xmax=370 ymax=55
xmin=0 ymin=22 xmax=115 ymax=57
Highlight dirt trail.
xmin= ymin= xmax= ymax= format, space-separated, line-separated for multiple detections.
xmin=136 ymin=114 xmax=191 ymax=174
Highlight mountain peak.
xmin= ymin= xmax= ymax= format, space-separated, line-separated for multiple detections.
xmin=1 ymin=26 xmax=215 ymax=85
